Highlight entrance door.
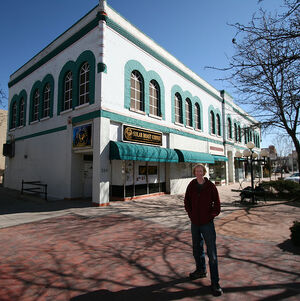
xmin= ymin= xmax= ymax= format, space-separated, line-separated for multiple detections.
xmin=83 ymin=162 xmax=93 ymax=198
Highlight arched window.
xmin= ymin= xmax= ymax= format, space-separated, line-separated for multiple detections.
xmin=19 ymin=97 xmax=25 ymax=126
xmin=210 ymin=111 xmax=215 ymax=134
xmin=250 ymin=130 xmax=253 ymax=141
xmin=195 ymin=103 xmax=201 ymax=130
xmin=238 ymin=125 xmax=241 ymax=142
xmin=175 ymin=93 xmax=183 ymax=124
xmin=11 ymin=102 xmax=17 ymax=128
xmin=130 ymin=70 xmax=144 ymax=111
xmin=43 ymin=83 xmax=50 ymax=118
xmin=234 ymin=123 xmax=238 ymax=142
xmin=33 ymin=89 xmax=40 ymax=121
xmin=64 ymin=71 xmax=73 ymax=111
xmin=149 ymin=80 xmax=160 ymax=116
xmin=185 ymin=98 xmax=192 ymax=127
xmin=216 ymin=114 xmax=221 ymax=136
xmin=79 ymin=62 xmax=90 ymax=105
xmin=228 ymin=118 xmax=232 ymax=139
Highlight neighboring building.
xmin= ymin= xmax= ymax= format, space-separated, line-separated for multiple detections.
xmin=288 ymin=151 xmax=298 ymax=172
xmin=4 ymin=0 xmax=261 ymax=205
xmin=0 ymin=110 xmax=8 ymax=182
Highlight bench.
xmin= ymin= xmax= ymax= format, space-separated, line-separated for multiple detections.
xmin=231 ymin=186 xmax=266 ymax=203
xmin=21 ymin=180 xmax=48 ymax=200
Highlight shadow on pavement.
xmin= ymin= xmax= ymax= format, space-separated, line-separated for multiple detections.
xmin=277 ymin=239 xmax=300 ymax=255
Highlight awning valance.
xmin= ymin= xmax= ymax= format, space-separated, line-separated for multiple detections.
xmin=109 ymin=141 xmax=179 ymax=162
xmin=175 ymin=149 xmax=215 ymax=164
xmin=213 ymin=155 xmax=228 ymax=162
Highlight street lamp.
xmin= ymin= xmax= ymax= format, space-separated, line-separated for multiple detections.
xmin=235 ymin=143 xmax=269 ymax=203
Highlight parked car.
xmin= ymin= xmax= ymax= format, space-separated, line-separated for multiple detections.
xmin=284 ymin=172 xmax=300 ymax=183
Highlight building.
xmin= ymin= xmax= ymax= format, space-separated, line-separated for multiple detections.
xmin=4 ymin=0 xmax=261 ymax=205
xmin=0 ymin=110 xmax=8 ymax=183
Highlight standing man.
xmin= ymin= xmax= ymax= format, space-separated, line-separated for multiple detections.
xmin=184 ymin=164 xmax=223 ymax=296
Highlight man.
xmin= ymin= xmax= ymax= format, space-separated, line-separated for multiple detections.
xmin=184 ymin=164 xmax=223 ymax=296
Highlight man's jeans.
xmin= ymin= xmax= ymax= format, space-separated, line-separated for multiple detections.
xmin=191 ymin=221 xmax=219 ymax=284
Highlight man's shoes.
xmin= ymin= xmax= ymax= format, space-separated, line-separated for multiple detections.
xmin=211 ymin=283 xmax=223 ymax=296
xmin=189 ymin=270 xmax=207 ymax=280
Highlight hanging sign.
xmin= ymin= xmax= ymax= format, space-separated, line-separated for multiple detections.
xmin=123 ymin=125 xmax=162 ymax=146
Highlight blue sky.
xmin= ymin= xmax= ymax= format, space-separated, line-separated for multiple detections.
xmin=0 ymin=0 xmax=284 ymax=147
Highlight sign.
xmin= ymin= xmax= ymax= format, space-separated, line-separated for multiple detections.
xmin=123 ymin=125 xmax=162 ymax=146
xmin=73 ymin=124 xmax=92 ymax=148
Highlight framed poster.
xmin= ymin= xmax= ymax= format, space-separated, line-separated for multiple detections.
xmin=73 ymin=124 xmax=92 ymax=148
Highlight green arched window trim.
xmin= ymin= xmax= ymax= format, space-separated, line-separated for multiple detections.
xmin=10 ymin=90 xmax=28 ymax=129
xmin=125 ymin=60 xmax=165 ymax=120
xmin=41 ymin=74 xmax=54 ymax=118
xmin=9 ymin=95 xmax=18 ymax=129
xmin=193 ymin=96 xmax=203 ymax=131
xmin=208 ymin=106 xmax=222 ymax=136
xmin=57 ymin=50 xmax=96 ymax=115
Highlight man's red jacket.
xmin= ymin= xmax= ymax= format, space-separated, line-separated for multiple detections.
xmin=184 ymin=178 xmax=221 ymax=226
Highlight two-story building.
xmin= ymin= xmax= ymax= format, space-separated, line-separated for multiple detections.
xmin=4 ymin=0 xmax=261 ymax=205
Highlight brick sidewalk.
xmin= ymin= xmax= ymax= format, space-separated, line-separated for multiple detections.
xmin=0 ymin=184 xmax=299 ymax=300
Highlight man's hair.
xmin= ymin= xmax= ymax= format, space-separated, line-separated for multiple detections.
xmin=193 ymin=164 xmax=207 ymax=176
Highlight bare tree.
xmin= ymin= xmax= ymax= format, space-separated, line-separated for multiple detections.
xmin=214 ymin=0 xmax=300 ymax=171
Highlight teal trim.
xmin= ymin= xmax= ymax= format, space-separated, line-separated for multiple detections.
xmin=176 ymin=149 xmax=215 ymax=164
xmin=226 ymin=114 xmax=232 ymax=140
xmin=8 ymin=13 xmax=99 ymax=88
xmin=18 ymin=90 xmax=27 ymax=126
xmin=215 ymin=108 xmax=222 ymax=136
xmin=98 ymin=62 xmax=107 ymax=73
xmin=100 ymin=110 xmax=224 ymax=145
xmin=29 ymin=81 xmax=42 ymax=122
xmin=107 ymin=18 xmax=223 ymax=103
xmin=208 ymin=105 xmax=215 ymax=135
xmin=76 ymin=50 xmax=96 ymax=106
xmin=57 ymin=61 xmax=77 ymax=115
xmin=213 ymin=155 xmax=228 ymax=162
xmin=10 ymin=126 xmax=67 ymax=142
xmin=171 ymin=85 xmax=183 ymax=123
xmin=124 ymin=60 xmax=146 ymax=111
xmin=72 ymin=110 xmax=101 ymax=124
xmin=110 ymin=141 xmax=179 ymax=162
xmin=41 ymin=74 xmax=54 ymax=118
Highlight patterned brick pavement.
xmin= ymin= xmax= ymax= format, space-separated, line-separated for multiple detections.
xmin=0 ymin=185 xmax=299 ymax=300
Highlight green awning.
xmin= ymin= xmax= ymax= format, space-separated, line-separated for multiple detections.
xmin=175 ymin=149 xmax=215 ymax=164
xmin=109 ymin=141 xmax=179 ymax=162
xmin=213 ymin=155 xmax=228 ymax=162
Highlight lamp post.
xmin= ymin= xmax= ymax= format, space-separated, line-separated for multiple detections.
xmin=235 ymin=143 xmax=269 ymax=203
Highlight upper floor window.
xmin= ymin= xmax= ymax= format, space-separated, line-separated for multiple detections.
xmin=130 ymin=70 xmax=144 ymax=111
xmin=149 ymin=80 xmax=160 ymax=116
xmin=195 ymin=103 xmax=201 ymax=130
xmin=175 ymin=93 xmax=183 ymax=124
xmin=79 ymin=62 xmax=90 ymax=105
xmin=234 ymin=123 xmax=238 ymax=142
xmin=228 ymin=118 xmax=232 ymax=139
xmin=19 ymin=97 xmax=25 ymax=126
xmin=210 ymin=111 xmax=215 ymax=134
xmin=43 ymin=83 xmax=50 ymax=118
xmin=12 ymin=102 xmax=17 ymax=128
xmin=185 ymin=98 xmax=192 ymax=127
xmin=216 ymin=114 xmax=221 ymax=136
xmin=33 ymin=89 xmax=40 ymax=121
xmin=238 ymin=125 xmax=241 ymax=142
xmin=64 ymin=71 xmax=73 ymax=111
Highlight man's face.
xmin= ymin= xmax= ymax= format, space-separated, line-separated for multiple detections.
xmin=195 ymin=167 xmax=205 ymax=178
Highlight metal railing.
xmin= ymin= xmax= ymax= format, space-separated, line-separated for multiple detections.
xmin=21 ymin=180 xmax=48 ymax=201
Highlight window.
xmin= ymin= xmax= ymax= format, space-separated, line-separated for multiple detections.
xmin=228 ymin=118 xmax=232 ymax=139
xmin=33 ymin=89 xmax=40 ymax=121
xmin=130 ymin=70 xmax=144 ymax=111
xmin=175 ymin=93 xmax=183 ymax=123
xmin=234 ymin=123 xmax=238 ymax=142
xmin=12 ymin=102 xmax=17 ymax=128
xmin=210 ymin=111 xmax=215 ymax=134
xmin=43 ymin=83 xmax=50 ymax=118
xmin=64 ymin=71 xmax=73 ymax=111
xmin=149 ymin=80 xmax=160 ymax=116
xmin=185 ymin=98 xmax=192 ymax=127
xmin=19 ymin=97 xmax=25 ymax=126
xmin=238 ymin=126 xmax=241 ymax=142
xmin=216 ymin=114 xmax=221 ymax=136
xmin=195 ymin=103 xmax=201 ymax=130
xmin=79 ymin=62 xmax=90 ymax=105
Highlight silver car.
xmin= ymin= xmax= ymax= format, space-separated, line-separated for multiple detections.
xmin=284 ymin=172 xmax=300 ymax=183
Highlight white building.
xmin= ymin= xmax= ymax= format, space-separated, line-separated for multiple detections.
xmin=4 ymin=0 xmax=261 ymax=205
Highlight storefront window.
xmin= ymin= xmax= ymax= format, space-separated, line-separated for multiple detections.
xmin=209 ymin=161 xmax=226 ymax=184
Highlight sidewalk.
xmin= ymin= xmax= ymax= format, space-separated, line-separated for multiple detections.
xmin=0 ymin=183 xmax=299 ymax=300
